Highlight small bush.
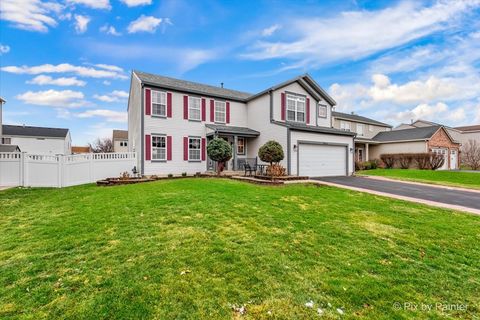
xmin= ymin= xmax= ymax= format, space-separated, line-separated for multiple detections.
xmin=413 ymin=153 xmax=430 ymax=170
xmin=355 ymin=161 xmax=363 ymax=171
xmin=380 ymin=154 xmax=396 ymax=169
xmin=429 ymin=153 xmax=445 ymax=170
xmin=181 ymin=172 xmax=187 ymax=177
xmin=258 ymin=141 xmax=284 ymax=165
xmin=266 ymin=163 xmax=286 ymax=177
xmin=167 ymin=173 xmax=173 ymax=178
xmin=150 ymin=175 xmax=158 ymax=180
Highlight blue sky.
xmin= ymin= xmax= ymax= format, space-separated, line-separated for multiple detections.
xmin=1 ymin=0 xmax=480 ymax=145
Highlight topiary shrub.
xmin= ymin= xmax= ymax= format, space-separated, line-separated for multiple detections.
xmin=258 ymin=140 xmax=285 ymax=178
xmin=207 ymin=138 xmax=232 ymax=175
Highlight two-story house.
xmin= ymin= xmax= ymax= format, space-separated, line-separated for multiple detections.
xmin=332 ymin=111 xmax=392 ymax=162
xmin=112 ymin=130 xmax=128 ymax=153
xmin=128 ymin=71 xmax=356 ymax=177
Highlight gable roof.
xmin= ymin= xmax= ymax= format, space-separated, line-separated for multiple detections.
xmin=332 ymin=111 xmax=392 ymax=127
xmin=454 ymin=124 xmax=480 ymax=132
xmin=133 ymin=70 xmax=252 ymax=101
xmin=0 ymin=144 xmax=20 ymax=152
xmin=3 ymin=125 xmax=69 ymax=138
xmin=113 ymin=129 xmax=128 ymax=140
xmin=205 ymin=124 xmax=260 ymax=137
xmin=373 ymin=125 xmax=441 ymax=142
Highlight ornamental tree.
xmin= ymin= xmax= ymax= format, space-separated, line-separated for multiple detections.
xmin=207 ymin=138 xmax=232 ymax=175
xmin=258 ymin=140 xmax=284 ymax=165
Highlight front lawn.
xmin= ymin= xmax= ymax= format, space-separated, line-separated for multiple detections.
xmin=357 ymin=169 xmax=480 ymax=190
xmin=1 ymin=179 xmax=479 ymax=319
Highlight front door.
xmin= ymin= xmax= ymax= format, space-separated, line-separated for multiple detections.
xmin=450 ymin=150 xmax=457 ymax=170
xmin=355 ymin=148 xmax=364 ymax=162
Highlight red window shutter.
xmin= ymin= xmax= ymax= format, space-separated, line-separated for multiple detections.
xmin=183 ymin=95 xmax=188 ymax=119
xmin=281 ymin=92 xmax=286 ymax=120
xmin=226 ymin=102 xmax=230 ymax=124
xmin=167 ymin=136 xmax=172 ymax=161
xmin=145 ymin=89 xmax=151 ymax=116
xmin=201 ymin=98 xmax=206 ymax=121
xmin=145 ymin=134 xmax=151 ymax=160
xmin=183 ymin=137 xmax=188 ymax=161
xmin=201 ymin=138 xmax=206 ymax=161
xmin=210 ymin=99 xmax=214 ymax=122
xmin=306 ymin=97 xmax=310 ymax=124
xmin=167 ymin=92 xmax=172 ymax=118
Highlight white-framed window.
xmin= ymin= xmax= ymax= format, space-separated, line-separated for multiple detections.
xmin=318 ymin=104 xmax=327 ymax=118
xmin=188 ymin=96 xmax=201 ymax=121
xmin=152 ymin=90 xmax=166 ymax=116
xmin=189 ymin=137 xmax=201 ymax=161
xmin=286 ymin=94 xmax=306 ymax=122
xmin=152 ymin=135 xmax=166 ymax=160
xmin=120 ymin=141 xmax=128 ymax=147
xmin=237 ymin=138 xmax=245 ymax=155
xmin=357 ymin=124 xmax=364 ymax=136
xmin=340 ymin=121 xmax=351 ymax=131
xmin=2 ymin=138 xmax=11 ymax=144
xmin=215 ymin=101 xmax=226 ymax=123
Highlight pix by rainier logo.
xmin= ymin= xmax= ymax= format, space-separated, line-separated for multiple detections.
xmin=393 ymin=301 xmax=468 ymax=313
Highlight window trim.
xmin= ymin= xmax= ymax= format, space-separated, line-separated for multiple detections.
xmin=151 ymin=134 xmax=167 ymax=162
xmin=188 ymin=136 xmax=202 ymax=162
xmin=340 ymin=120 xmax=351 ymax=131
xmin=188 ymin=96 xmax=201 ymax=121
xmin=214 ymin=100 xmax=226 ymax=124
xmin=286 ymin=93 xmax=306 ymax=123
xmin=357 ymin=123 xmax=364 ymax=136
xmin=151 ymin=90 xmax=167 ymax=117
xmin=318 ymin=104 xmax=327 ymax=118
xmin=237 ymin=137 xmax=246 ymax=155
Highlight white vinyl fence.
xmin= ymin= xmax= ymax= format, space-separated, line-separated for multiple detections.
xmin=0 ymin=152 xmax=136 ymax=188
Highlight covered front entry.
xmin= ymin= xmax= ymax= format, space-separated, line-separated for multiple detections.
xmin=298 ymin=142 xmax=348 ymax=177
xmin=205 ymin=124 xmax=260 ymax=172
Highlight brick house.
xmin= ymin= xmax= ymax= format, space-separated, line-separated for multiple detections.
xmin=369 ymin=126 xmax=461 ymax=170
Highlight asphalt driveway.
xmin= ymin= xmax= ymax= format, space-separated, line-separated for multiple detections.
xmin=312 ymin=176 xmax=480 ymax=211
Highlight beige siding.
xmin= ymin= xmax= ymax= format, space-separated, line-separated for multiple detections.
xmin=369 ymin=141 xmax=427 ymax=160
xmin=332 ymin=117 xmax=390 ymax=139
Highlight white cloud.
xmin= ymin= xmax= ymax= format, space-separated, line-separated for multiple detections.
xmin=0 ymin=44 xmax=10 ymax=54
xmin=127 ymin=15 xmax=172 ymax=33
xmin=395 ymin=102 xmax=448 ymax=122
xmin=74 ymin=14 xmax=90 ymax=34
xmin=16 ymin=89 xmax=87 ymax=107
xmin=93 ymin=90 xmax=129 ymax=102
xmin=75 ymin=109 xmax=127 ymax=122
xmin=66 ymin=0 xmax=110 ymax=9
xmin=27 ymin=75 xmax=86 ymax=86
xmin=120 ymin=0 xmax=151 ymax=7
xmin=94 ymin=64 xmax=123 ymax=72
xmin=100 ymin=24 xmax=121 ymax=36
xmin=2 ymin=63 xmax=127 ymax=79
xmin=103 ymin=80 xmax=111 ymax=85
xmin=261 ymin=24 xmax=281 ymax=37
xmin=242 ymin=1 xmax=480 ymax=68
xmin=0 ymin=0 xmax=63 ymax=32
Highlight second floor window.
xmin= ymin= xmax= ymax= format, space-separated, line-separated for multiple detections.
xmin=215 ymin=101 xmax=226 ymax=123
xmin=286 ymin=94 xmax=305 ymax=122
xmin=357 ymin=124 xmax=364 ymax=136
xmin=318 ymin=104 xmax=327 ymax=118
xmin=189 ymin=96 xmax=201 ymax=121
xmin=340 ymin=121 xmax=351 ymax=131
xmin=152 ymin=90 xmax=166 ymax=116
xmin=189 ymin=137 xmax=201 ymax=161
xmin=2 ymin=138 xmax=11 ymax=144
xmin=152 ymin=135 xmax=166 ymax=160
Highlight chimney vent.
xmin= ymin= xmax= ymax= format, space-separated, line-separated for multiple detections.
xmin=220 ymin=82 xmax=224 ymax=88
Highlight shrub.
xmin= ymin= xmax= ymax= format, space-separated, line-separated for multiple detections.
xmin=258 ymin=140 xmax=284 ymax=165
xmin=429 ymin=153 xmax=445 ymax=170
xmin=398 ymin=153 xmax=414 ymax=169
xmin=413 ymin=153 xmax=430 ymax=170
xmin=150 ymin=175 xmax=158 ymax=180
xmin=355 ymin=161 xmax=363 ymax=171
xmin=181 ymin=172 xmax=187 ymax=177
xmin=266 ymin=163 xmax=286 ymax=177
xmin=461 ymin=140 xmax=480 ymax=170
xmin=167 ymin=173 xmax=173 ymax=178
xmin=207 ymin=138 xmax=232 ymax=175
xmin=380 ymin=154 xmax=396 ymax=169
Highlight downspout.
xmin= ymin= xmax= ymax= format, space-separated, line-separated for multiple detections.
xmin=141 ymin=83 xmax=145 ymax=175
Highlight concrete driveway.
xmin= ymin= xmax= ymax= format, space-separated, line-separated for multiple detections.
xmin=311 ymin=176 xmax=480 ymax=214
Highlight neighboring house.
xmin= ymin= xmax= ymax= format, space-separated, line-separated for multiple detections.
xmin=72 ymin=146 xmax=91 ymax=154
xmin=1 ymin=125 xmax=72 ymax=154
xmin=332 ymin=111 xmax=392 ymax=162
xmin=369 ymin=126 xmax=461 ymax=170
xmin=113 ymin=130 xmax=128 ymax=152
xmin=0 ymin=144 xmax=20 ymax=152
xmin=128 ymin=71 xmax=355 ymax=177
xmin=453 ymin=125 xmax=480 ymax=145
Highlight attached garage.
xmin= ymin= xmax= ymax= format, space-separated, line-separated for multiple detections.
xmin=298 ymin=142 xmax=348 ymax=177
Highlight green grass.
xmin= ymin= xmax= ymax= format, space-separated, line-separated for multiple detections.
xmin=1 ymin=179 xmax=479 ymax=319
xmin=357 ymin=169 xmax=480 ymax=190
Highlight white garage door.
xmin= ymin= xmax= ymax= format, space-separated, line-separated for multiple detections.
xmin=299 ymin=143 xmax=347 ymax=177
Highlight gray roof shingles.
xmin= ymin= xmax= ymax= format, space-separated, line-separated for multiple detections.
xmin=3 ymin=125 xmax=69 ymax=138
xmin=205 ymin=124 xmax=260 ymax=136
xmin=134 ymin=70 xmax=252 ymax=101
xmin=372 ymin=126 xmax=440 ymax=142
xmin=332 ymin=111 xmax=391 ymax=127
xmin=0 ymin=144 xmax=20 ymax=152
